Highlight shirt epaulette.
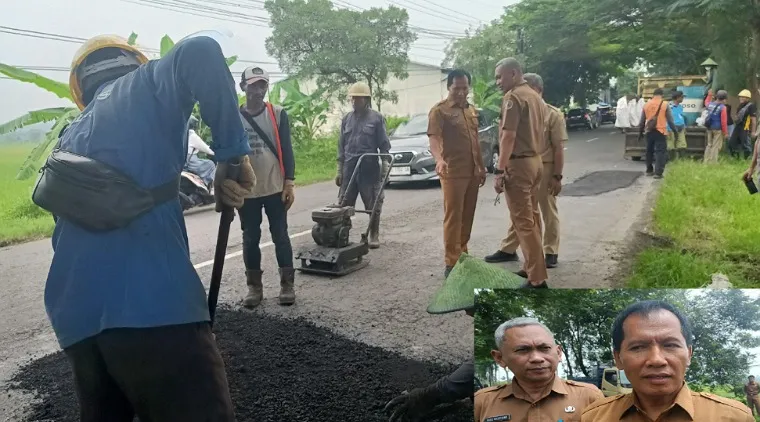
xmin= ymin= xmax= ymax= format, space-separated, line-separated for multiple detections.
xmin=581 ymin=393 xmax=627 ymax=414
xmin=547 ymin=104 xmax=561 ymax=113
xmin=698 ymin=391 xmax=753 ymax=413
xmin=474 ymin=384 xmax=507 ymax=397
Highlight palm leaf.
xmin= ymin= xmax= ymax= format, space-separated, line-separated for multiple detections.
xmin=159 ymin=35 xmax=175 ymax=57
xmin=0 ymin=64 xmax=73 ymax=101
xmin=0 ymin=107 xmax=74 ymax=135
xmin=15 ymin=109 xmax=80 ymax=180
xmin=225 ymin=55 xmax=238 ymax=67
xmin=127 ymin=32 xmax=138 ymax=46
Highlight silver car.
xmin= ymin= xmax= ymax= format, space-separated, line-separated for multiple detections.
xmin=386 ymin=112 xmax=499 ymax=185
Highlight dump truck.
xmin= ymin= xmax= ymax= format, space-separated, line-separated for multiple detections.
xmin=624 ymin=74 xmax=709 ymax=161
xmin=566 ymin=364 xmax=633 ymax=397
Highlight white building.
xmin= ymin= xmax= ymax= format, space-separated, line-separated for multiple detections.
xmin=297 ymin=61 xmax=451 ymax=132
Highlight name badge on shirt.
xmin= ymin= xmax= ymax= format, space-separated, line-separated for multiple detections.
xmin=485 ymin=415 xmax=511 ymax=422
xmin=564 ymin=405 xmax=576 ymax=413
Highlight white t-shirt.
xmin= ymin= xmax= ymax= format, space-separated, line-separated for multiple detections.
xmin=188 ymin=129 xmax=214 ymax=156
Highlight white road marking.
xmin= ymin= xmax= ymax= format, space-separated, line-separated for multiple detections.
xmin=586 ymin=138 xmax=599 ymax=143
xmin=193 ymin=229 xmax=313 ymax=269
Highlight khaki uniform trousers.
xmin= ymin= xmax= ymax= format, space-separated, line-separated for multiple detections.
xmin=500 ymin=162 xmax=559 ymax=255
xmin=441 ymin=176 xmax=480 ymax=267
xmin=748 ymin=395 xmax=760 ymax=416
xmin=504 ymin=156 xmax=548 ymax=283
xmin=704 ymin=130 xmax=725 ymax=163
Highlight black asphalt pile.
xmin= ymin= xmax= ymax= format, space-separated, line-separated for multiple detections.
xmin=9 ymin=308 xmax=473 ymax=422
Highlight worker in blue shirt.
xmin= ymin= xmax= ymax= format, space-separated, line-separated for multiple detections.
xmin=44 ymin=34 xmax=255 ymax=421
xmin=666 ymin=91 xmax=688 ymax=159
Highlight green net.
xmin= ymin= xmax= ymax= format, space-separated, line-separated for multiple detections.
xmin=426 ymin=253 xmax=524 ymax=314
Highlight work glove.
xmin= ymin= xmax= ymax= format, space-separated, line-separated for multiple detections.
xmin=281 ymin=180 xmax=295 ymax=211
xmin=381 ymin=160 xmax=391 ymax=178
xmin=213 ymin=155 xmax=256 ymax=212
xmin=384 ymin=384 xmax=442 ymax=422
xmin=335 ymin=171 xmax=343 ymax=187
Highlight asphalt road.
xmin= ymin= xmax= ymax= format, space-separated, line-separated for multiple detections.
xmin=0 ymin=125 xmax=656 ymax=420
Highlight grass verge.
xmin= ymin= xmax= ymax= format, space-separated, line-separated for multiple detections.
xmin=0 ymin=136 xmax=338 ymax=247
xmin=627 ymin=158 xmax=760 ymax=288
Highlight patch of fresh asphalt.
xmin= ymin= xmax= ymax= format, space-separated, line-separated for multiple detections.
xmin=560 ymin=170 xmax=643 ymax=197
xmin=0 ymin=125 xmax=655 ymax=420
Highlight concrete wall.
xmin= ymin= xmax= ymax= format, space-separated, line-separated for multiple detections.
xmin=294 ymin=62 xmax=448 ymax=133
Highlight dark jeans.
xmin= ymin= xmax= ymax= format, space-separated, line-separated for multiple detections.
xmin=238 ymin=193 xmax=293 ymax=270
xmin=339 ymin=162 xmax=384 ymax=227
xmin=63 ymin=323 xmax=235 ymax=422
xmin=646 ymin=130 xmax=668 ymax=176
xmin=729 ymin=129 xmax=753 ymax=159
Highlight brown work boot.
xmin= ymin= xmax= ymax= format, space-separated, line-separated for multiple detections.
xmin=368 ymin=218 xmax=380 ymax=249
xmin=242 ymin=269 xmax=263 ymax=309
xmin=278 ymin=267 xmax=296 ymax=306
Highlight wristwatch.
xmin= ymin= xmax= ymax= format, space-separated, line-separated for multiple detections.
xmin=553 ymin=174 xmax=563 ymax=181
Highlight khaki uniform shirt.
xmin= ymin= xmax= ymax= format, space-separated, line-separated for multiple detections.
xmin=427 ymin=98 xmax=484 ymax=179
xmin=745 ymin=381 xmax=759 ymax=397
xmin=581 ymin=383 xmax=754 ymax=422
xmin=501 ymin=81 xmax=546 ymax=158
xmin=474 ymin=376 xmax=604 ymax=422
xmin=541 ymin=104 xmax=568 ymax=163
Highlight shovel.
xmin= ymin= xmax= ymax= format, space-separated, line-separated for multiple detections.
xmin=207 ymin=158 xmax=241 ymax=328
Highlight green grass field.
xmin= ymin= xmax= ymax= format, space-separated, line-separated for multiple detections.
xmin=627 ymin=158 xmax=760 ymax=288
xmin=0 ymin=137 xmax=337 ymax=247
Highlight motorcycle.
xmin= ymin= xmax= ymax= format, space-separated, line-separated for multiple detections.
xmin=179 ymin=170 xmax=215 ymax=211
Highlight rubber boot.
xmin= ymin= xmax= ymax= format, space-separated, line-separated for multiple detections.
xmin=278 ymin=267 xmax=296 ymax=306
xmin=368 ymin=216 xmax=380 ymax=249
xmin=242 ymin=269 xmax=263 ymax=309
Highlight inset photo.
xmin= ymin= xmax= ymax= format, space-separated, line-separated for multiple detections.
xmin=473 ymin=289 xmax=760 ymax=422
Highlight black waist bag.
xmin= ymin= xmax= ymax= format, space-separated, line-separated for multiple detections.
xmin=32 ymin=149 xmax=180 ymax=232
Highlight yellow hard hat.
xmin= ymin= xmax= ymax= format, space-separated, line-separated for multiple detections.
xmin=347 ymin=82 xmax=371 ymax=97
xmin=739 ymin=89 xmax=752 ymax=98
xmin=69 ymin=34 xmax=149 ymax=110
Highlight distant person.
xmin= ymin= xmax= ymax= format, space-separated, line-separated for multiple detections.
xmin=184 ymin=116 xmax=216 ymax=187
xmin=475 ymin=317 xmax=604 ymax=421
xmin=492 ymin=57 xmax=548 ymax=288
xmin=237 ymin=66 xmax=297 ymax=308
xmin=427 ymin=69 xmax=487 ymax=278
xmin=666 ymin=91 xmax=688 ymax=160
xmin=638 ymin=88 xmax=677 ymax=179
xmin=629 ymin=95 xmax=644 ymax=127
xmin=730 ymin=90 xmax=756 ymax=159
xmin=581 ymin=300 xmax=754 ymax=421
xmin=745 ymin=375 xmax=760 ymax=416
xmin=703 ymin=90 xmax=730 ymax=163
xmin=335 ymin=81 xmax=391 ymax=249
xmin=615 ymin=93 xmax=633 ymax=132
xmin=485 ymin=72 xmax=566 ymax=269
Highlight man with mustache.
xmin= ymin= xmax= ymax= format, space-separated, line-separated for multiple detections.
xmin=475 ymin=317 xmax=604 ymax=421
xmin=582 ymin=300 xmax=754 ymax=421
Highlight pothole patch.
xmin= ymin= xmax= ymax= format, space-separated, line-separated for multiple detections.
xmin=8 ymin=308 xmax=472 ymax=422
xmin=560 ymin=170 xmax=643 ymax=197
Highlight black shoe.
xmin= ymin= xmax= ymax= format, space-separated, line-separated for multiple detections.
xmin=545 ymin=254 xmax=558 ymax=268
xmin=444 ymin=266 xmax=453 ymax=278
xmin=645 ymin=171 xmax=654 ymax=176
xmin=514 ymin=270 xmax=528 ymax=278
xmin=653 ymin=174 xmax=663 ymax=179
xmin=484 ymin=250 xmax=519 ymax=263
xmin=520 ymin=280 xmax=549 ymax=289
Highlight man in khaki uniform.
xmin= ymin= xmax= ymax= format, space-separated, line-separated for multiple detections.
xmin=485 ymin=73 xmax=566 ymax=269
xmin=582 ymin=300 xmax=754 ymax=422
xmin=745 ymin=375 xmax=760 ymax=416
xmin=475 ymin=317 xmax=604 ymax=422
xmin=492 ymin=58 xmax=548 ymax=288
xmin=428 ymin=69 xmax=487 ymax=278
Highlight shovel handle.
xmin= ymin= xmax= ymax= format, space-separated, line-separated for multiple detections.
xmin=207 ymin=156 xmax=242 ymax=327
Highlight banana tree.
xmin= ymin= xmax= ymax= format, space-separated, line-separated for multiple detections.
xmin=471 ymin=78 xmax=503 ymax=125
xmin=0 ymin=32 xmax=238 ymax=180
xmin=268 ymin=79 xmax=330 ymax=142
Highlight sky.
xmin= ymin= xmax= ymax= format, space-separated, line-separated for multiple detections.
xmin=0 ymin=0 xmax=515 ymax=123
xmin=481 ymin=289 xmax=760 ymax=383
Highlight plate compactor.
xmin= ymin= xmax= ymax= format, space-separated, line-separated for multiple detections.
xmin=296 ymin=153 xmax=394 ymax=277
